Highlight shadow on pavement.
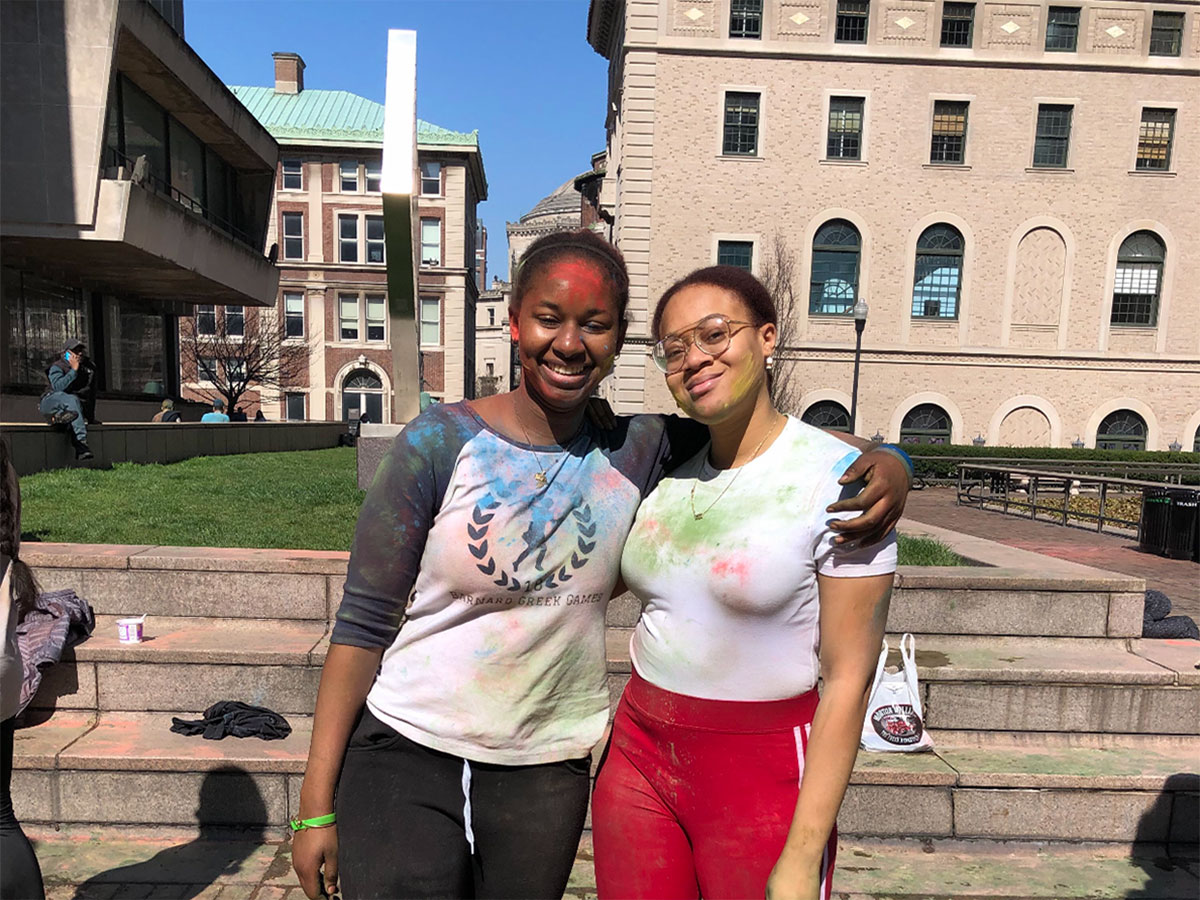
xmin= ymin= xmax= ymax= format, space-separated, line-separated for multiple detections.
xmin=71 ymin=766 xmax=268 ymax=899
xmin=1125 ymin=773 xmax=1200 ymax=899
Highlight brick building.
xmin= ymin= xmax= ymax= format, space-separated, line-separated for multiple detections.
xmin=179 ymin=52 xmax=487 ymax=421
xmin=587 ymin=0 xmax=1199 ymax=451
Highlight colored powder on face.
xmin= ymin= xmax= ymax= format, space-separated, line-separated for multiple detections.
xmin=544 ymin=258 xmax=611 ymax=311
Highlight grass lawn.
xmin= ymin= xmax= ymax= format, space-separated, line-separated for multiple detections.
xmin=18 ymin=448 xmax=965 ymax=564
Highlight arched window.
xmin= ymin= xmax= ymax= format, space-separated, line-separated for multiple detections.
xmin=900 ymin=404 xmax=952 ymax=445
xmin=1096 ymin=409 xmax=1147 ymax=451
xmin=801 ymin=400 xmax=851 ymax=432
xmin=342 ymin=369 xmax=384 ymax=423
xmin=809 ymin=220 xmax=860 ymax=315
xmin=1111 ymin=231 xmax=1165 ymax=326
xmin=912 ymin=224 xmax=963 ymax=319
xmin=1193 ymin=426 xmax=1199 ymax=454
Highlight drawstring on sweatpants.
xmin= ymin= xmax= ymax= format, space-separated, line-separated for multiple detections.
xmin=461 ymin=758 xmax=476 ymax=854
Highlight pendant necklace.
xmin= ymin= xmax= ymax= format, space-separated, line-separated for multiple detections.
xmin=516 ymin=412 xmax=553 ymax=490
xmin=690 ymin=414 xmax=785 ymax=520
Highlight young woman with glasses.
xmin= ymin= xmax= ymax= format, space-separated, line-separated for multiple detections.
xmin=592 ymin=266 xmax=901 ymax=900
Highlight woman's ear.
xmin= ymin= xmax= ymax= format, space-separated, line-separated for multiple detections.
xmin=508 ymin=304 xmax=520 ymax=344
xmin=759 ymin=321 xmax=778 ymax=360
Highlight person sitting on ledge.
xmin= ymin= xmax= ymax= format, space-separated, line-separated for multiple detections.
xmin=200 ymin=398 xmax=230 ymax=423
xmin=39 ymin=339 xmax=94 ymax=461
xmin=151 ymin=399 xmax=181 ymax=423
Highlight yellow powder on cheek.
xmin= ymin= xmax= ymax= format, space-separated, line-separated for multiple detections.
xmin=717 ymin=354 xmax=759 ymax=413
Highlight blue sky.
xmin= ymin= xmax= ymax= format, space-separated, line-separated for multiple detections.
xmin=186 ymin=0 xmax=608 ymax=282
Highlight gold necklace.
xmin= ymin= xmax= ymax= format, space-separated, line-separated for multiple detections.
xmin=516 ymin=413 xmax=553 ymax=490
xmin=689 ymin=414 xmax=785 ymax=520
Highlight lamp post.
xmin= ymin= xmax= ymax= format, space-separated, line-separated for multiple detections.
xmin=849 ymin=298 xmax=869 ymax=435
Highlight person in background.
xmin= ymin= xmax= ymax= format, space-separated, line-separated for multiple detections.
xmin=254 ymin=410 xmax=267 ymax=422
xmin=39 ymin=339 xmax=94 ymax=460
xmin=151 ymin=399 xmax=181 ymax=423
xmin=1 ymin=438 xmax=47 ymax=899
xmin=200 ymin=399 xmax=230 ymax=423
xmin=229 ymin=406 xmax=249 ymax=423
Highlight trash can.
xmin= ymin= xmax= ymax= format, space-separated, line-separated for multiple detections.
xmin=1139 ymin=487 xmax=1171 ymax=556
xmin=1164 ymin=489 xmax=1199 ymax=561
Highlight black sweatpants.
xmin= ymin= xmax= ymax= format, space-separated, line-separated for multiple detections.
xmin=336 ymin=709 xmax=591 ymax=899
xmin=1 ymin=716 xmax=46 ymax=900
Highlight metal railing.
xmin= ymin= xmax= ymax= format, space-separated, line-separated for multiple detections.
xmin=916 ymin=455 xmax=1198 ymax=487
xmin=954 ymin=463 xmax=1180 ymax=534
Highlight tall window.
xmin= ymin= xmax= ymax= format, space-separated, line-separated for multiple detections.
xmin=722 ymin=92 xmax=760 ymax=156
xmin=717 ymin=240 xmax=754 ymax=270
xmin=195 ymin=304 xmax=216 ymax=335
xmin=285 ymin=393 xmax=306 ymax=421
xmin=1096 ymin=410 xmax=1147 ymax=450
xmin=827 ymin=97 xmax=864 ymax=160
xmin=487 ymin=307 xmax=496 ymax=326
xmin=366 ymin=294 xmax=386 ymax=341
xmin=730 ymin=0 xmax=763 ymax=38
xmin=940 ymin=2 xmax=975 ymax=46
xmin=930 ymin=101 xmax=969 ymax=164
xmin=340 ymin=161 xmax=359 ymax=192
xmin=198 ymin=356 xmax=218 ymax=383
xmin=284 ymin=292 xmax=304 ymax=338
xmin=339 ymin=294 xmax=360 ymax=340
xmin=343 ymin=369 xmax=383 ymax=422
xmin=420 ymin=218 xmax=441 ymax=266
xmin=1111 ymin=231 xmax=1165 ymax=326
xmin=835 ymin=0 xmax=869 ymax=42
xmin=366 ymin=159 xmax=382 ymax=193
xmin=912 ymin=224 xmax=964 ymax=319
xmin=801 ymin=400 xmax=851 ymax=432
xmin=420 ymin=161 xmax=441 ymax=195
xmin=339 ymin=215 xmax=358 ymax=263
xmin=1033 ymin=104 xmax=1073 ymax=168
xmin=1137 ymin=108 xmax=1175 ymax=171
xmin=900 ymin=404 xmax=951 ymax=444
xmin=226 ymin=305 xmax=244 ymax=337
xmin=420 ymin=296 xmax=441 ymax=345
xmin=809 ymin=220 xmax=861 ymax=315
xmin=1149 ymin=11 xmax=1184 ymax=56
xmin=282 ymin=212 xmax=303 ymax=259
xmin=1044 ymin=7 xmax=1080 ymax=51
xmin=366 ymin=215 xmax=385 ymax=263
xmin=282 ymin=159 xmax=302 ymax=190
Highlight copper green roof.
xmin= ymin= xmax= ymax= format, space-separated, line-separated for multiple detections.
xmin=228 ymin=86 xmax=478 ymax=147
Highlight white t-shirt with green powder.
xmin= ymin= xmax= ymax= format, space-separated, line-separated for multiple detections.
xmin=621 ymin=415 xmax=898 ymax=702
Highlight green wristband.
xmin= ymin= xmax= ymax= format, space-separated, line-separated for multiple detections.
xmin=289 ymin=812 xmax=336 ymax=833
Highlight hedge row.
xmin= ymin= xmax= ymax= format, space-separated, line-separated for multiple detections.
xmin=903 ymin=444 xmax=1199 ymax=482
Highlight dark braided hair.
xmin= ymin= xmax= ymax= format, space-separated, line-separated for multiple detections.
xmin=652 ymin=265 xmax=778 ymax=341
xmin=513 ymin=229 xmax=630 ymax=319
xmin=0 ymin=437 xmax=39 ymax=614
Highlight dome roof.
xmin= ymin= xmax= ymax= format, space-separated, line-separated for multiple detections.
xmin=518 ymin=177 xmax=580 ymax=225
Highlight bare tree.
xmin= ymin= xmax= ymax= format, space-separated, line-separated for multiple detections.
xmin=179 ymin=305 xmax=310 ymax=413
xmin=759 ymin=231 xmax=805 ymax=415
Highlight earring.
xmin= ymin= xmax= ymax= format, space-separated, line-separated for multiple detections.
xmin=765 ymin=355 xmax=775 ymax=371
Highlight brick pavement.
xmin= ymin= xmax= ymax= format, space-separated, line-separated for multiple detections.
xmin=904 ymin=487 xmax=1200 ymax=623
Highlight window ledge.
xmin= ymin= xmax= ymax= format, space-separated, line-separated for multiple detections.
xmin=807 ymin=313 xmax=856 ymax=320
xmin=819 ymin=159 xmax=868 ymax=167
xmin=922 ymin=163 xmax=972 ymax=171
xmin=1108 ymin=325 xmax=1158 ymax=333
xmin=717 ymin=154 xmax=766 ymax=162
xmin=1025 ymin=167 xmax=1075 ymax=174
xmin=1128 ymin=169 xmax=1176 ymax=177
xmin=910 ymin=318 xmax=959 ymax=325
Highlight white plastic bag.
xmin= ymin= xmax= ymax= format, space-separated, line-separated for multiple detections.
xmin=860 ymin=633 xmax=934 ymax=752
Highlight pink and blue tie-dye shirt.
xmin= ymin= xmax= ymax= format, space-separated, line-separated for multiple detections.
xmin=332 ymin=402 xmax=702 ymax=765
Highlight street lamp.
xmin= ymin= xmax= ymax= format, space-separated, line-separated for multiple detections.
xmin=849 ymin=298 xmax=869 ymax=435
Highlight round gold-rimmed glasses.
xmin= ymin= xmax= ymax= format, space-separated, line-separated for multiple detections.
xmin=652 ymin=315 xmax=754 ymax=374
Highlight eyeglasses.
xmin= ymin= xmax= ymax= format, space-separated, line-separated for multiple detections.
xmin=652 ymin=315 xmax=754 ymax=374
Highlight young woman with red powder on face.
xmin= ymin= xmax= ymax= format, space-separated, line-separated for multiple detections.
xmin=592 ymin=266 xmax=902 ymax=900
xmin=292 ymin=233 xmax=909 ymax=899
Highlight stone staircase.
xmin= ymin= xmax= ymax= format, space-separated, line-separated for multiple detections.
xmin=12 ymin=525 xmax=1199 ymax=897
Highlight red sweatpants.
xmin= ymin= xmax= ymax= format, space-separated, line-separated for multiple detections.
xmin=592 ymin=670 xmax=835 ymax=900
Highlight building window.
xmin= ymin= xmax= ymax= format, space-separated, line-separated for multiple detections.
xmin=340 ymin=161 xmax=359 ymax=192
xmin=717 ymin=240 xmax=754 ymax=270
xmin=282 ymin=212 xmax=303 ymax=259
xmin=285 ymin=393 xmax=305 ymax=421
xmin=722 ymin=92 xmax=760 ymax=156
xmin=1096 ymin=410 xmax=1147 ymax=450
xmin=1149 ymin=11 xmax=1184 ymax=56
xmin=801 ymin=400 xmax=851 ymax=432
xmin=1033 ymin=104 xmax=1073 ymax=168
xmin=284 ymin=292 xmax=304 ymax=338
xmin=1137 ymin=108 xmax=1175 ymax=171
xmin=366 ymin=215 xmax=385 ymax=263
xmin=730 ymin=0 xmax=763 ymax=38
xmin=1111 ymin=231 xmax=1165 ymax=326
xmin=366 ymin=294 xmax=386 ymax=341
xmin=282 ymin=159 xmax=302 ymax=190
xmin=420 ymin=218 xmax=441 ymax=266
xmin=901 ymin=404 xmax=952 ymax=444
xmin=195 ymin=304 xmax=216 ymax=335
xmin=809 ymin=220 xmax=861 ymax=315
xmin=343 ymin=369 xmax=383 ymax=422
xmin=835 ymin=0 xmax=869 ymax=43
xmin=198 ymin=356 xmax=218 ymax=383
xmin=930 ymin=101 xmax=969 ymax=164
xmin=227 ymin=357 xmax=246 ymax=384
xmin=1044 ymin=7 xmax=1080 ymax=51
xmin=366 ymin=159 xmax=382 ymax=193
xmin=912 ymin=224 xmax=964 ymax=319
xmin=420 ymin=296 xmax=441 ymax=345
xmin=940 ymin=2 xmax=975 ymax=46
xmin=420 ymin=161 xmax=441 ymax=195
xmin=339 ymin=293 xmax=360 ymax=341
xmin=339 ymin=215 xmax=358 ymax=263
xmin=487 ymin=307 xmax=496 ymax=326
xmin=827 ymin=97 xmax=864 ymax=160
xmin=226 ymin=305 xmax=244 ymax=337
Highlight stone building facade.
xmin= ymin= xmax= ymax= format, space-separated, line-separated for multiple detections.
xmin=587 ymin=0 xmax=1199 ymax=450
